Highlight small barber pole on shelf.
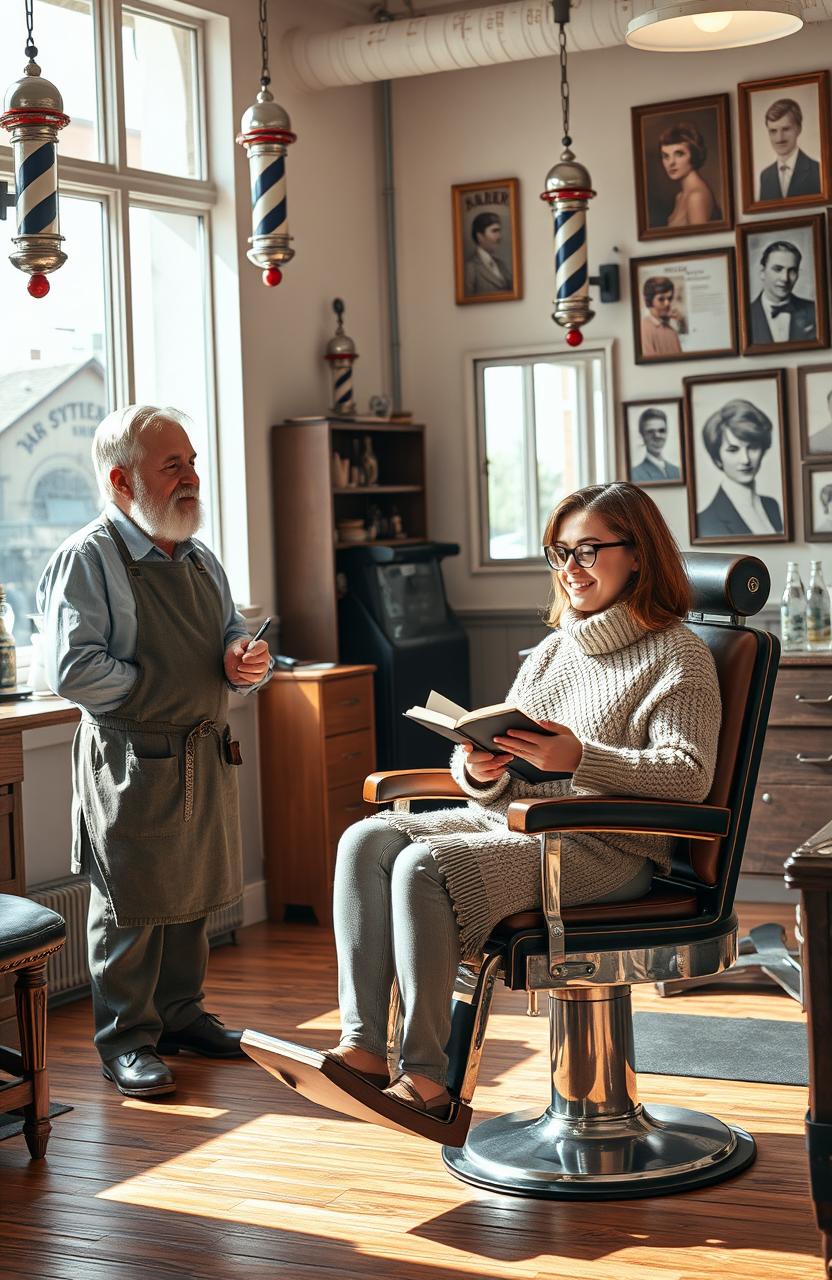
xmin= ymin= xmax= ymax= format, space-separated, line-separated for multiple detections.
xmin=0 ymin=0 xmax=70 ymax=298
xmin=540 ymin=0 xmax=595 ymax=347
xmin=236 ymin=0 xmax=296 ymax=287
xmin=325 ymin=299 xmax=359 ymax=417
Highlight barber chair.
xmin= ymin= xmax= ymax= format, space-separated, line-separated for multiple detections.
xmin=0 ymin=895 xmax=66 ymax=1158
xmin=244 ymin=552 xmax=779 ymax=1199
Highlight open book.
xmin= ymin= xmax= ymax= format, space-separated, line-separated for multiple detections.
xmin=404 ymin=691 xmax=573 ymax=786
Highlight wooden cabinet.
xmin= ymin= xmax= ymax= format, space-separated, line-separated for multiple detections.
xmin=745 ymin=654 xmax=832 ymax=875
xmin=272 ymin=418 xmax=427 ymax=661
xmin=258 ymin=665 xmax=376 ymax=926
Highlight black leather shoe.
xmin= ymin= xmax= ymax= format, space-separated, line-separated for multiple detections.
xmin=102 ymin=1047 xmax=176 ymax=1097
xmin=157 ymin=1012 xmax=245 ymax=1059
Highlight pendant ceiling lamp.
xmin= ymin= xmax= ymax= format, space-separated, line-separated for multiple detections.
xmin=626 ymin=0 xmax=803 ymax=51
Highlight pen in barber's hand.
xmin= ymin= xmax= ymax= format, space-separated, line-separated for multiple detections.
xmin=245 ymin=616 xmax=271 ymax=650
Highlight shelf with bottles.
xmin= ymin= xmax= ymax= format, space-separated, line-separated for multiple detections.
xmin=780 ymin=558 xmax=832 ymax=654
xmin=329 ymin=424 xmax=424 ymax=492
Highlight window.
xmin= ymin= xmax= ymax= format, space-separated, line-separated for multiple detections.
xmin=0 ymin=0 xmax=218 ymax=643
xmin=470 ymin=343 xmax=614 ymax=570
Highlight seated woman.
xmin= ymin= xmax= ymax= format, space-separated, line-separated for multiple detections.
xmin=325 ymin=483 xmax=721 ymax=1125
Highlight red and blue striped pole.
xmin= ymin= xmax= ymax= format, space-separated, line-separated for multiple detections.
xmin=540 ymin=152 xmax=595 ymax=347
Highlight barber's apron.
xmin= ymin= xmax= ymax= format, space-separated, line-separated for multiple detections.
xmin=71 ymin=520 xmax=243 ymax=927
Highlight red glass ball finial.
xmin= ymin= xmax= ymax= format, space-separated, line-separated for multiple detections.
xmin=28 ymin=273 xmax=50 ymax=299
xmin=565 ymin=327 xmax=583 ymax=348
xmin=262 ymin=266 xmax=283 ymax=287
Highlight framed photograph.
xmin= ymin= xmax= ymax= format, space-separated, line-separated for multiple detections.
xmin=452 ymin=178 xmax=522 ymax=306
xmin=736 ymin=214 xmax=829 ymax=356
xmin=623 ymin=398 xmax=685 ymax=486
xmin=803 ymin=462 xmax=832 ymax=541
xmin=683 ymin=368 xmax=791 ymax=545
xmin=631 ymin=248 xmax=737 ymax=364
xmin=738 ymin=70 xmax=831 ymax=214
xmin=631 ymin=94 xmax=733 ymax=240
xmin=798 ymin=364 xmax=832 ymax=458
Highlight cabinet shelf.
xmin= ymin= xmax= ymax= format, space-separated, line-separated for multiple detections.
xmin=335 ymin=536 xmax=426 ymax=550
xmin=333 ymin=485 xmax=423 ymax=495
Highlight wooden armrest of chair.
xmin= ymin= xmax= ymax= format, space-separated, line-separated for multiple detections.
xmin=507 ymin=796 xmax=731 ymax=840
xmin=363 ymin=769 xmax=467 ymax=804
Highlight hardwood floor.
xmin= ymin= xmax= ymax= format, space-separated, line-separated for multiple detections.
xmin=0 ymin=905 xmax=819 ymax=1280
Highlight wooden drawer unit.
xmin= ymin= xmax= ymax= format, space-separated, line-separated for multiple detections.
xmin=259 ymin=664 xmax=376 ymax=926
xmin=745 ymin=653 xmax=832 ymax=875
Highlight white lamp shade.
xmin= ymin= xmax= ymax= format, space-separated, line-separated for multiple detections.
xmin=626 ymin=0 xmax=803 ymax=50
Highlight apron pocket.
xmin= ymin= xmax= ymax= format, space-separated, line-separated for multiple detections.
xmin=120 ymin=753 xmax=182 ymax=837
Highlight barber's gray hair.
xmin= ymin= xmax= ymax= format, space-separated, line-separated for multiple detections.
xmin=92 ymin=404 xmax=190 ymax=503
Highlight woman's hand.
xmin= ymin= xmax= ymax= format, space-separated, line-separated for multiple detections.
xmin=461 ymin=741 xmax=514 ymax=786
xmin=493 ymin=719 xmax=583 ymax=775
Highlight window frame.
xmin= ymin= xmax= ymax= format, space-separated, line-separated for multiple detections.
xmin=464 ymin=339 xmax=616 ymax=574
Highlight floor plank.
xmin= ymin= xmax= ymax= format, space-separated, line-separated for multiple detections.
xmin=0 ymin=904 xmax=819 ymax=1280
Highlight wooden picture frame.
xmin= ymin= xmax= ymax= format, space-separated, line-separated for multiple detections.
xmin=738 ymin=70 xmax=832 ymax=215
xmin=622 ymin=398 xmax=685 ymax=487
xmin=736 ymin=214 xmax=829 ymax=356
xmin=798 ymin=364 xmax=832 ymax=459
xmin=631 ymin=93 xmax=733 ymax=241
xmin=683 ymin=368 xmax=791 ymax=545
xmin=631 ymin=247 xmax=737 ymax=364
xmin=803 ymin=461 xmax=832 ymax=541
xmin=452 ymin=178 xmax=522 ymax=306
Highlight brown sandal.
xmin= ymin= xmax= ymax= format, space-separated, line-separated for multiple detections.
xmin=383 ymin=1076 xmax=452 ymax=1120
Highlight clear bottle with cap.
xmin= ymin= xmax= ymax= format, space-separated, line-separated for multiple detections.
xmin=806 ymin=560 xmax=831 ymax=650
xmin=0 ymin=586 xmax=17 ymax=689
xmin=780 ymin=562 xmax=806 ymax=652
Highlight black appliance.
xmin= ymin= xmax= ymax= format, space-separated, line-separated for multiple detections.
xmin=338 ymin=542 xmax=470 ymax=769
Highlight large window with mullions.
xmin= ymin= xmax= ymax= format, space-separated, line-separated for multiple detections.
xmin=0 ymin=0 xmax=218 ymax=643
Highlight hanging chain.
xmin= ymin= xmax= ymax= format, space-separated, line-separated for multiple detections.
xmin=258 ymin=0 xmax=271 ymax=89
xmin=558 ymin=22 xmax=571 ymax=148
xmin=24 ymin=0 xmax=38 ymax=61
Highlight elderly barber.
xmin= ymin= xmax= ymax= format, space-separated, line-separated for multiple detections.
xmin=38 ymin=404 xmax=272 ymax=1098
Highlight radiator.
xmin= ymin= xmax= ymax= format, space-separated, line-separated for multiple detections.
xmin=27 ymin=876 xmax=244 ymax=1000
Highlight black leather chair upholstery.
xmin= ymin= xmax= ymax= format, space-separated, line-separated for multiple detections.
xmin=0 ymin=894 xmax=66 ymax=1158
xmin=364 ymin=552 xmax=779 ymax=1197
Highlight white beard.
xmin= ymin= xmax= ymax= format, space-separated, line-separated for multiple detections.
xmin=130 ymin=476 xmax=204 ymax=544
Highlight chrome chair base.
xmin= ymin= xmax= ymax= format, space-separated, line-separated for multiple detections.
xmin=443 ymin=1103 xmax=756 ymax=1200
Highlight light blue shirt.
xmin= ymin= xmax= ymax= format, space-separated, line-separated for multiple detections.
xmin=36 ymin=503 xmax=272 ymax=714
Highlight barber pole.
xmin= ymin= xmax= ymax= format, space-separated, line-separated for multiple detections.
xmin=325 ymin=299 xmax=358 ymax=417
xmin=540 ymin=152 xmax=596 ymax=347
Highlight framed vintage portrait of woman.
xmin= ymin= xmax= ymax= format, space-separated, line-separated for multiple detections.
xmin=451 ymin=178 xmax=522 ymax=306
xmin=803 ymin=461 xmax=832 ymax=541
xmin=631 ymin=94 xmax=733 ymax=241
xmin=683 ymin=368 xmax=791 ymax=545
xmin=798 ymin=364 xmax=832 ymax=459
xmin=622 ymin=398 xmax=685 ymax=487
xmin=738 ymin=70 xmax=832 ymax=215
xmin=736 ymin=214 xmax=829 ymax=356
xmin=631 ymin=248 xmax=737 ymax=364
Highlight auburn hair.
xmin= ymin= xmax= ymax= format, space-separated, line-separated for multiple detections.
xmin=542 ymin=482 xmax=691 ymax=631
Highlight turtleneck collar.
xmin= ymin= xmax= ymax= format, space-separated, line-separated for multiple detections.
xmin=559 ymin=600 xmax=647 ymax=656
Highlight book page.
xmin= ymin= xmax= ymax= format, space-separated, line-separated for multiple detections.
xmin=425 ymin=690 xmax=469 ymax=722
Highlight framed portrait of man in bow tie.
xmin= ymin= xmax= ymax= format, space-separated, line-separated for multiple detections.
xmin=736 ymin=214 xmax=829 ymax=356
xmin=630 ymin=248 xmax=737 ymax=364
xmin=452 ymin=178 xmax=522 ymax=306
xmin=683 ymin=368 xmax=791 ymax=546
xmin=738 ymin=70 xmax=831 ymax=215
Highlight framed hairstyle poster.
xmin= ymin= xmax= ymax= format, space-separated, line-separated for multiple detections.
xmin=631 ymin=93 xmax=733 ymax=241
xmin=451 ymin=178 xmax=522 ymax=306
xmin=631 ymin=248 xmax=737 ymax=364
xmin=683 ymin=368 xmax=790 ymax=545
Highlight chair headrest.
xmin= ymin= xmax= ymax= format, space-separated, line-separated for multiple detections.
xmin=683 ymin=552 xmax=770 ymax=618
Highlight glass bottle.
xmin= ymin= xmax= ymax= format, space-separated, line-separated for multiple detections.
xmin=806 ymin=560 xmax=831 ymax=651
xmin=780 ymin=561 xmax=806 ymax=652
xmin=360 ymin=435 xmax=379 ymax=486
xmin=0 ymin=586 xmax=17 ymax=689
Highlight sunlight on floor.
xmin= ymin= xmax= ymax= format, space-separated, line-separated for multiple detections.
xmin=121 ymin=1100 xmax=229 ymax=1118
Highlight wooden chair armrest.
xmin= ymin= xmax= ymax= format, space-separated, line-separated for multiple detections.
xmin=508 ymin=796 xmax=731 ymax=839
xmin=363 ymin=770 xmax=467 ymax=804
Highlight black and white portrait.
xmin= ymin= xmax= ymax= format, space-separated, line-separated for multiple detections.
xmin=803 ymin=463 xmax=832 ymax=541
xmin=684 ymin=370 xmax=790 ymax=545
xmin=739 ymin=71 xmax=831 ymax=214
xmin=737 ymin=215 xmax=829 ymax=355
xmin=452 ymin=178 xmax=522 ymax=305
xmin=799 ymin=364 xmax=832 ymax=458
xmin=623 ymin=399 xmax=684 ymax=486
xmin=631 ymin=95 xmax=733 ymax=240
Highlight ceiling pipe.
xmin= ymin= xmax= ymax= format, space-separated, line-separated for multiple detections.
xmin=285 ymin=0 xmax=832 ymax=91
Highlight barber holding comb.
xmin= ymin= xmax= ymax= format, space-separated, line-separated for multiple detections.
xmin=38 ymin=405 xmax=273 ymax=1097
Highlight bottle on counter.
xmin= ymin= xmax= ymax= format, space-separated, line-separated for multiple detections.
xmin=0 ymin=586 xmax=17 ymax=689
xmin=806 ymin=560 xmax=831 ymax=651
xmin=780 ymin=561 xmax=807 ymax=652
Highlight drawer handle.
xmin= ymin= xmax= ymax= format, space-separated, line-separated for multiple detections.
xmin=795 ymin=753 xmax=832 ymax=765
xmin=761 ymin=792 xmax=772 ymax=803
xmin=338 ymin=698 xmax=361 ymax=707
xmin=794 ymin=693 xmax=832 ymax=706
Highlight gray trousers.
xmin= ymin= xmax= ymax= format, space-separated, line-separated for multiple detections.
xmin=87 ymin=857 xmax=208 ymax=1062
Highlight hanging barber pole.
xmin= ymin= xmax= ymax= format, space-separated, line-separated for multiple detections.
xmin=325 ymin=299 xmax=359 ymax=417
xmin=236 ymin=0 xmax=296 ymax=287
xmin=540 ymin=0 xmax=595 ymax=347
xmin=0 ymin=1 xmax=69 ymax=298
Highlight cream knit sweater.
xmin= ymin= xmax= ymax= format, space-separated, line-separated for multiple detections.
xmin=376 ymin=601 xmax=721 ymax=958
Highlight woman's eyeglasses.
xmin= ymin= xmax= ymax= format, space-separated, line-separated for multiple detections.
xmin=543 ymin=541 xmax=632 ymax=570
